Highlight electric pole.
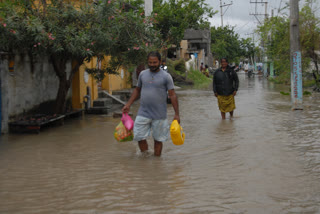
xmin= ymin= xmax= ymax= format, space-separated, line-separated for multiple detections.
xmin=220 ymin=0 xmax=233 ymax=27
xmin=144 ymin=0 xmax=152 ymax=17
xmin=246 ymin=32 xmax=256 ymax=70
xmin=250 ymin=0 xmax=269 ymax=77
xmin=290 ymin=0 xmax=303 ymax=110
xmin=249 ymin=0 xmax=268 ymax=24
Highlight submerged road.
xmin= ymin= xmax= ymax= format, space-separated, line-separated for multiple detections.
xmin=0 ymin=73 xmax=320 ymax=214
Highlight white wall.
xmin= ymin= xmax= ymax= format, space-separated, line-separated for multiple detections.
xmin=1 ymin=54 xmax=72 ymax=133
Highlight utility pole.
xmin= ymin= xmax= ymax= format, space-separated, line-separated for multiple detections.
xmin=144 ymin=0 xmax=152 ymax=17
xmin=246 ymin=32 xmax=256 ymax=70
xmin=250 ymin=0 xmax=268 ymax=77
xmin=290 ymin=0 xmax=303 ymax=110
xmin=249 ymin=0 xmax=268 ymax=24
xmin=220 ymin=0 xmax=233 ymax=27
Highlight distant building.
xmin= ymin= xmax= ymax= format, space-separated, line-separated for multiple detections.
xmin=180 ymin=29 xmax=213 ymax=70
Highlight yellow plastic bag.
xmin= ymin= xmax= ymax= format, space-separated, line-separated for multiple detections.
xmin=170 ymin=120 xmax=185 ymax=145
xmin=114 ymin=121 xmax=134 ymax=142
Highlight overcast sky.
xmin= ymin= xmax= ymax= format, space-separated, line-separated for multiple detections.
xmin=205 ymin=0 xmax=316 ymax=39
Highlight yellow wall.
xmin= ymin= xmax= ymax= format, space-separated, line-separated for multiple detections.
xmin=100 ymin=56 xmax=132 ymax=94
xmin=72 ymin=59 xmax=98 ymax=109
xmin=180 ymin=40 xmax=189 ymax=60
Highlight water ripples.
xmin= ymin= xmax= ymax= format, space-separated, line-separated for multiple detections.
xmin=0 ymin=76 xmax=320 ymax=213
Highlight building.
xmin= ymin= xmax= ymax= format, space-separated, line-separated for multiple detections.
xmin=180 ymin=29 xmax=213 ymax=70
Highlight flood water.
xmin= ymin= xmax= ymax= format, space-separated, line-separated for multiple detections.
xmin=1 ymin=74 xmax=320 ymax=214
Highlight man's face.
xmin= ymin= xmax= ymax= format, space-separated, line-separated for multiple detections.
xmin=221 ymin=59 xmax=228 ymax=68
xmin=148 ymin=56 xmax=161 ymax=72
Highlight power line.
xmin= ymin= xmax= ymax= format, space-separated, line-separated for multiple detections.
xmin=249 ymin=0 xmax=268 ymax=25
xmin=220 ymin=0 xmax=233 ymax=27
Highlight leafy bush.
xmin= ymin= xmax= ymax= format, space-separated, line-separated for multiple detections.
xmin=303 ymin=79 xmax=316 ymax=88
xmin=174 ymin=58 xmax=186 ymax=74
xmin=303 ymin=91 xmax=312 ymax=96
xmin=280 ymin=91 xmax=290 ymax=95
xmin=187 ymin=68 xmax=211 ymax=89
xmin=166 ymin=58 xmax=186 ymax=76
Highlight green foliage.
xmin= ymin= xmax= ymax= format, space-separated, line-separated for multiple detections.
xmin=303 ymin=79 xmax=316 ymax=87
xmin=166 ymin=58 xmax=186 ymax=76
xmin=280 ymin=91 xmax=290 ymax=95
xmin=0 ymin=0 xmax=162 ymax=113
xmin=0 ymin=0 xmax=161 ymax=73
xmin=166 ymin=58 xmax=176 ymax=74
xmin=187 ymin=69 xmax=211 ymax=89
xmin=211 ymin=26 xmax=255 ymax=63
xmin=303 ymin=91 xmax=312 ymax=96
xmin=174 ymin=58 xmax=186 ymax=73
xmin=257 ymin=1 xmax=320 ymax=85
xmin=125 ymin=0 xmax=217 ymax=48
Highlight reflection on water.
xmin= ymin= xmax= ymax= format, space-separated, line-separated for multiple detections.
xmin=0 ymin=74 xmax=320 ymax=213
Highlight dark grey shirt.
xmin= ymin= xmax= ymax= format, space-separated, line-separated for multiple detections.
xmin=136 ymin=68 xmax=174 ymax=119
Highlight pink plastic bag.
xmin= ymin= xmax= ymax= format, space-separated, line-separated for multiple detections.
xmin=121 ymin=113 xmax=134 ymax=130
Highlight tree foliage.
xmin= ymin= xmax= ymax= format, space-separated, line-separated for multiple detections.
xmin=125 ymin=0 xmax=217 ymax=48
xmin=0 ymin=0 xmax=161 ymax=113
xmin=257 ymin=16 xmax=291 ymax=81
xmin=257 ymin=0 xmax=320 ymax=85
xmin=300 ymin=0 xmax=320 ymax=87
xmin=210 ymin=25 xmax=254 ymax=64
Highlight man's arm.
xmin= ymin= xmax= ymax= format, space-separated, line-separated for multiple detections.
xmin=212 ymin=74 xmax=218 ymax=97
xmin=122 ymin=87 xmax=141 ymax=113
xmin=233 ymin=70 xmax=239 ymax=96
xmin=168 ymin=89 xmax=180 ymax=123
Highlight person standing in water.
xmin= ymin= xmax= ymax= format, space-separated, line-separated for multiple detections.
xmin=122 ymin=51 xmax=180 ymax=156
xmin=213 ymin=58 xmax=239 ymax=119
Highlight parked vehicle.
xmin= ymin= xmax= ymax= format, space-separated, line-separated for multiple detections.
xmin=248 ymin=68 xmax=254 ymax=78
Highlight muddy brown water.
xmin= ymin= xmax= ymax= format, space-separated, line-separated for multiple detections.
xmin=1 ymin=74 xmax=320 ymax=214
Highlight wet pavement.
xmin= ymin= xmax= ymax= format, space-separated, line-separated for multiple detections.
xmin=0 ymin=73 xmax=320 ymax=214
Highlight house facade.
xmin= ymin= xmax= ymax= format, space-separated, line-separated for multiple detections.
xmin=180 ymin=29 xmax=213 ymax=70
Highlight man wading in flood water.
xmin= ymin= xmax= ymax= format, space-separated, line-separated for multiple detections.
xmin=122 ymin=51 xmax=180 ymax=156
xmin=213 ymin=58 xmax=239 ymax=119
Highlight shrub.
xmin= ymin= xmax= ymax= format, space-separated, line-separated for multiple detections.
xmin=187 ymin=68 xmax=211 ymax=89
xmin=174 ymin=58 xmax=186 ymax=74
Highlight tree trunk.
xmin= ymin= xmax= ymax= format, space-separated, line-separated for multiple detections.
xmin=51 ymin=56 xmax=82 ymax=114
xmin=311 ymin=49 xmax=320 ymax=85
xmin=55 ymin=76 xmax=68 ymax=114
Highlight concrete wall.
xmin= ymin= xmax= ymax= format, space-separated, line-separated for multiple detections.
xmin=0 ymin=54 xmax=72 ymax=133
xmin=0 ymin=57 xmax=9 ymax=133
xmin=180 ymin=40 xmax=189 ymax=60
xmin=182 ymin=29 xmax=213 ymax=69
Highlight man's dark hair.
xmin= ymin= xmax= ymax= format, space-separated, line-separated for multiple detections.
xmin=220 ymin=57 xmax=228 ymax=63
xmin=147 ymin=51 xmax=161 ymax=61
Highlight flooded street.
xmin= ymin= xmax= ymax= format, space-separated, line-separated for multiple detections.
xmin=1 ymin=74 xmax=320 ymax=214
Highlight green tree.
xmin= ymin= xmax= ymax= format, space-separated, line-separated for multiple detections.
xmin=257 ymin=0 xmax=320 ymax=85
xmin=239 ymin=37 xmax=255 ymax=61
xmin=258 ymin=15 xmax=290 ymax=82
xmin=125 ymin=0 xmax=217 ymax=48
xmin=300 ymin=0 xmax=320 ymax=86
xmin=210 ymin=25 xmax=253 ymax=64
xmin=0 ymin=0 xmax=160 ymax=114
